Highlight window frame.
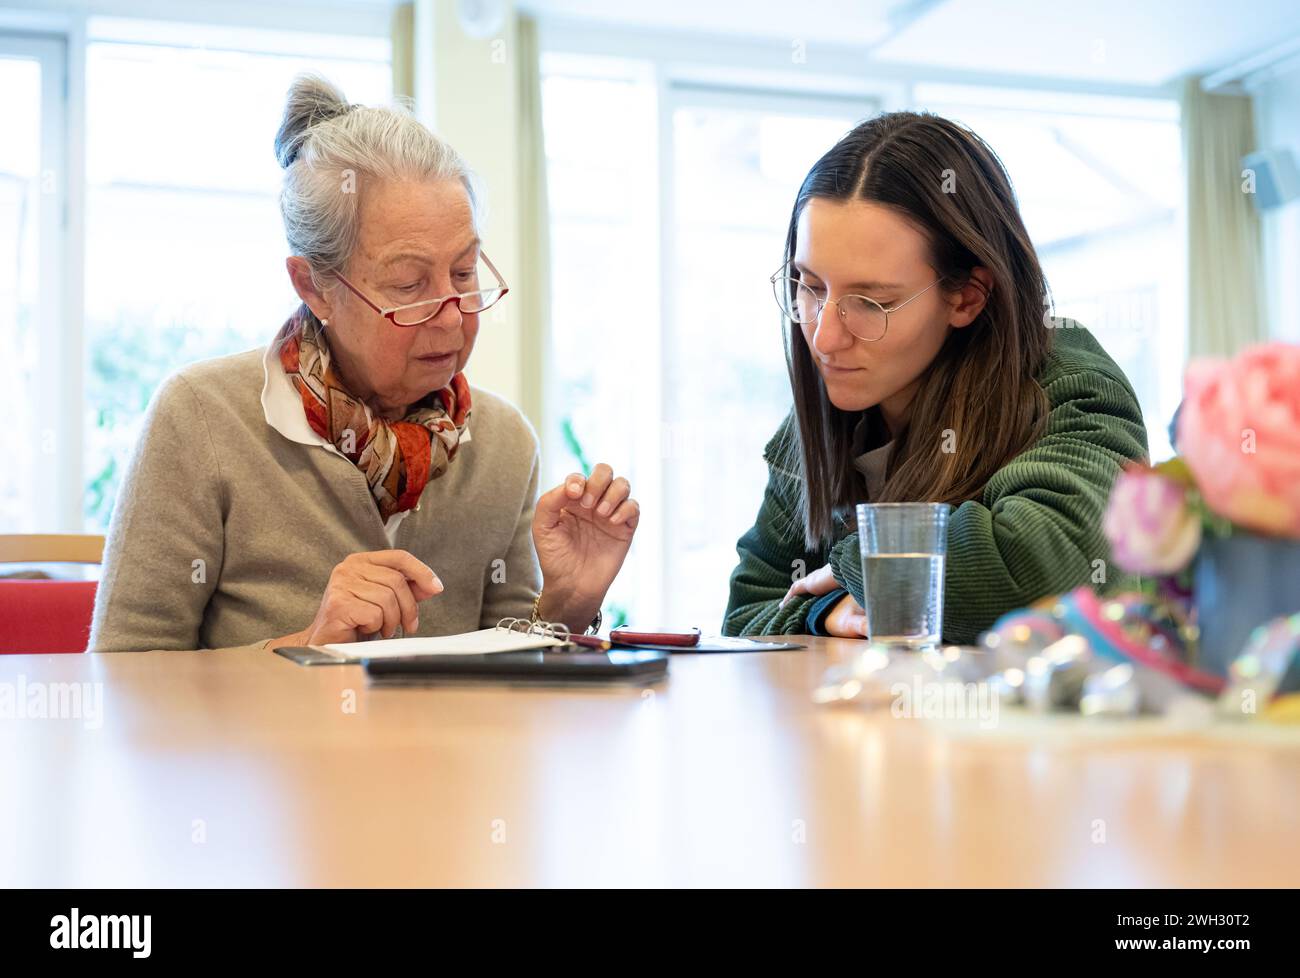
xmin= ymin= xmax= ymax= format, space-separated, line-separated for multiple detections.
xmin=0 ymin=2 xmax=391 ymax=533
xmin=540 ymin=48 xmax=885 ymax=624
xmin=0 ymin=30 xmax=73 ymax=532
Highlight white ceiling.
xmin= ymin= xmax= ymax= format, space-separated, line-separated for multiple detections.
xmin=527 ymin=0 xmax=909 ymax=47
xmin=524 ymin=0 xmax=1300 ymax=86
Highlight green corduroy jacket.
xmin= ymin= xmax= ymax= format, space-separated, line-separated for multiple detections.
xmin=722 ymin=324 xmax=1150 ymax=644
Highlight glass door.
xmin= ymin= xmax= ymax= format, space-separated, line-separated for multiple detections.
xmin=663 ymin=86 xmax=869 ymax=625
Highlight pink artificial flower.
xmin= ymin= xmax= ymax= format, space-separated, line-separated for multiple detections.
xmin=1178 ymin=343 xmax=1300 ymax=540
xmin=1103 ymin=465 xmax=1201 ymax=575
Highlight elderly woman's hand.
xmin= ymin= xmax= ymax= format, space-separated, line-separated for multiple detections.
xmin=270 ymin=550 xmax=444 ymax=649
xmin=532 ymin=463 xmax=639 ymax=632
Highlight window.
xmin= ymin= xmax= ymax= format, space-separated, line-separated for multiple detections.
xmin=2 ymin=17 xmax=392 ymax=537
xmin=916 ymin=85 xmax=1185 ymax=460
xmin=544 ymin=59 xmax=1186 ymax=629
xmin=541 ymin=62 xmax=660 ymax=627
xmin=0 ymin=35 xmax=65 ymax=534
xmin=542 ymin=53 xmax=868 ymax=626
xmin=665 ymin=89 xmax=864 ymax=627
xmin=82 ymin=26 xmax=391 ymax=531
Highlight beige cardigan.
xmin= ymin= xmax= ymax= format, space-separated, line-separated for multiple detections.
xmin=89 ymin=348 xmax=542 ymax=652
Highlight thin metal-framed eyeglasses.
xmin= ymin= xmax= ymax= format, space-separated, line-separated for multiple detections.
xmin=333 ymin=251 xmax=509 ymax=327
xmin=769 ymin=263 xmax=943 ymax=342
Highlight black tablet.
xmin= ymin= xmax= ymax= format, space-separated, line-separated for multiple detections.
xmin=364 ymin=649 xmax=669 ymax=686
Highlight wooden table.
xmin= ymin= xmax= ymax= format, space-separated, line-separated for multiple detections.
xmin=2 ymin=638 xmax=1298 ymax=887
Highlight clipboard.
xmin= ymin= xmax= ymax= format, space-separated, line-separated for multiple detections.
xmin=273 ymin=617 xmax=571 ymax=666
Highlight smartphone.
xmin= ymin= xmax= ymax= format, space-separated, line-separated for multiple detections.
xmin=609 ymin=626 xmax=701 ymax=647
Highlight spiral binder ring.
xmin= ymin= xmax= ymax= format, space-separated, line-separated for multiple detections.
xmin=495 ymin=617 xmax=572 ymax=643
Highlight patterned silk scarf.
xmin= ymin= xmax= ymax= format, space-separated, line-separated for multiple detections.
xmin=275 ymin=306 xmax=472 ymax=522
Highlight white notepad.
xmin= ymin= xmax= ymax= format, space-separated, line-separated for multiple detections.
xmin=317 ymin=626 xmax=568 ymax=663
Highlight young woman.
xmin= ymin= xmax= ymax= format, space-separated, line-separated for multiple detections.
xmin=724 ymin=112 xmax=1148 ymax=645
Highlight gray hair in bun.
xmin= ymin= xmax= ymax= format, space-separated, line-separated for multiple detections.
xmin=274 ymin=73 xmax=480 ymax=285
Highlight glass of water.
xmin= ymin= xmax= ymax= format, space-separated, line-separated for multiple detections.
xmin=855 ymin=502 xmax=951 ymax=649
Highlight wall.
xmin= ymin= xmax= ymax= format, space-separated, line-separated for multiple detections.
xmin=413 ymin=0 xmax=532 ymax=417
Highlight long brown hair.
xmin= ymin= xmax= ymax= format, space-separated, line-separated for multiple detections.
xmin=779 ymin=111 xmax=1052 ymax=548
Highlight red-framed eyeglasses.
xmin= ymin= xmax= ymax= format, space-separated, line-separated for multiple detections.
xmin=332 ymin=251 xmax=509 ymax=327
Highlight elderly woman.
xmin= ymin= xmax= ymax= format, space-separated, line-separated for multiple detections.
xmin=89 ymin=76 xmax=638 ymax=653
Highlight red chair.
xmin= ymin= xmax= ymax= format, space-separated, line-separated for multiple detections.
xmin=0 ymin=535 xmax=103 ymax=654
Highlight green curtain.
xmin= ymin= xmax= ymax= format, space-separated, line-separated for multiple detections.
xmin=1182 ymin=77 xmax=1265 ymax=357
xmin=391 ymin=2 xmax=414 ymax=105
xmin=515 ymin=13 xmax=550 ymax=430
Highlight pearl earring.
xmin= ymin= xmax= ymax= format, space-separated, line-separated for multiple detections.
xmin=321 ymin=318 xmax=329 ymax=325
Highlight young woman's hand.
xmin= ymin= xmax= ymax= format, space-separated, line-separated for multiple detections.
xmin=822 ymin=593 xmax=870 ymax=638
xmin=780 ymin=562 xmax=841 ymax=606
xmin=783 ymin=563 xmax=869 ymax=638
xmin=270 ymin=550 xmax=444 ymax=649
xmin=532 ymin=463 xmax=640 ymax=632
